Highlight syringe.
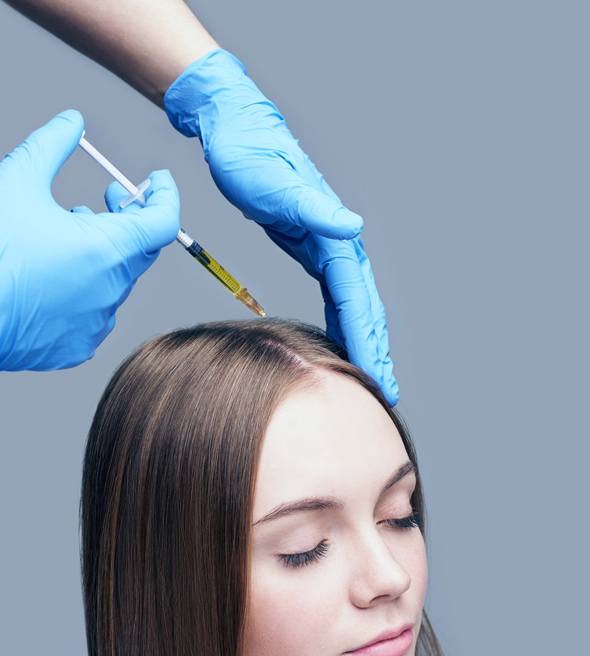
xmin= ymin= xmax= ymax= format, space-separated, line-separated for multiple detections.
xmin=77 ymin=135 xmax=265 ymax=317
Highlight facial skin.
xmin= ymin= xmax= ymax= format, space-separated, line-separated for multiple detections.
xmin=247 ymin=371 xmax=427 ymax=656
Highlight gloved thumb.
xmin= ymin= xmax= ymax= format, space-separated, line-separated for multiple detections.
xmin=7 ymin=109 xmax=84 ymax=192
xmin=282 ymin=184 xmax=363 ymax=240
xmin=103 ymin=169 xmax=180 ymax=253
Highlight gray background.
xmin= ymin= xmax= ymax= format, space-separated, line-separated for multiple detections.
xmin=1 ymin=1 xmax=588 ymax=654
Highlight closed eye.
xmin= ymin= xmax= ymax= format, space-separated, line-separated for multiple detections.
xmin=278 ymin=539 xmax=329 ymax=569
xmin=380 ymin=512 xmax=422 ymax=531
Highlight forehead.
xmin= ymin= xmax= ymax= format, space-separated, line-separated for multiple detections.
xmin=253 ymin=370 xmax=409 ymax=516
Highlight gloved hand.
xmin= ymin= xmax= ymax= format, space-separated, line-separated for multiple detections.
xmin=0 ymin=109 xmax=180 ymax=371
xmin=164 ymin=49 xmax=398 ymax=404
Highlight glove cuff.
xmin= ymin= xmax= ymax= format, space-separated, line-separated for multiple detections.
xmin=163 ymin=49 xmax=248 ymax=142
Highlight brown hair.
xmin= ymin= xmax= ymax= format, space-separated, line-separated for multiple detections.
xmin=81 ymin=319 xmax=444 ymax=656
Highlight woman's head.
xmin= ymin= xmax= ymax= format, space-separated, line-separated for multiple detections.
xmin=81 ymin=319 xmax=442 ymax=656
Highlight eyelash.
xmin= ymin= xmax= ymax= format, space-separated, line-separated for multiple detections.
xmin=381 ymin=511 xmax=423 ymax=531
xmin=278 ymin=540 xmax=329 ymax=569
xmin=277 ymin=512 xmax=422 ymax=569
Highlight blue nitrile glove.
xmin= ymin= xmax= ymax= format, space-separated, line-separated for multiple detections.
xmin=0 ymin=110 xmax=180 ymax=371
xmin=164 ymin=49 xmax=398 ymax=404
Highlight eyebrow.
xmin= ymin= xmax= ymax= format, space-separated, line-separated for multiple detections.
xmin=378 ymin=461 xmax=416 ymax=499
xmin=253 ymin=460 xmax=416 ymax=527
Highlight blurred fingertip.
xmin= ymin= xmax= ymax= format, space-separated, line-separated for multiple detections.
xmin=385 ymin=379 xmax=400 ymax=407
xmin=47 ymin=110 xmax=84 ymax=147
xmin=56 ymin=108 xmax=84 ymax=128
xmin=145 ymin=170 xmax=180 ymax=218
xmin=148 ymin=168 xmax=173 ymax=183
xmin=105 ymin=180 xmax=125 ymax=194
xmin=146 ymin=169 xmax=179 ymax=196
xmin=104 ymin=180 xmax=128 ymax=212
xmin=150 ymin=168 xmax=171 ymax=177
xmin=71 ymin=205 xmax=93 ymax=215
xmin=336 ymin=208 xmax=364 ymax=239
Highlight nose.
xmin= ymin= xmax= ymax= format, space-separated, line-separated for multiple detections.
xmin=348 ymin=531 xmax=412 ymax=608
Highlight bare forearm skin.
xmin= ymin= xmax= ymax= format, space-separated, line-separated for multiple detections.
xmin=3 ymin=0 xmax=219 ymax=106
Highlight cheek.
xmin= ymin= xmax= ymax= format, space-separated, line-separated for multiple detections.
xmin=407 ymin=531 xmax=428 ymax=613
xmin=246 ymin=564 xmax=342 ymax=656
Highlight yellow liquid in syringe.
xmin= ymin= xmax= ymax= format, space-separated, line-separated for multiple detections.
xmin=181 ymin=237 xmax=265 ymax=316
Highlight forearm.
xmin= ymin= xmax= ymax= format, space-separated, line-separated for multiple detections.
xmin=3 ymin=0 xmax=219 ymax=106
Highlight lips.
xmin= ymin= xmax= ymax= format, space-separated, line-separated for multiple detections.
xmin=343 ymin=625 xmax=414 ymax=656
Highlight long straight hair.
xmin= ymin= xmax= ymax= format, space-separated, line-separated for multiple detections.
xmin=81 ymin=319 xmax=444 ymax=656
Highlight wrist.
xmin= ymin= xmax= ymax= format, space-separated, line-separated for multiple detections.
xmin=163 ymin=49 xmax=250 ymax=142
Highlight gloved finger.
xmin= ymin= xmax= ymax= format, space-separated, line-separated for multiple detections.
xmin=102 ymin=169 xmax=180 ymax=253
xmin=135 ymin=169 xmax=180 ymax=250
xmin=281 ymin=182 xmax=363 ymax=240
xmin=322 ymin=242 xmax=395 ymax=400
xmin=71 ymin=205 xmax=94 ymax=215
xmin=7 ymin=109 xmax=84 ymax=190
xmin=104 ymin=180 xmax=132 ymax=213
xmin=97 ymin=313 xmax=117 ymax=349
xmin=353 ymin=239 xmax=399 ymax=405
xmin=320 ymin=281 xmax=345 ymax=348
xmin=115 ymin=278 xmax=137 ymax=310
